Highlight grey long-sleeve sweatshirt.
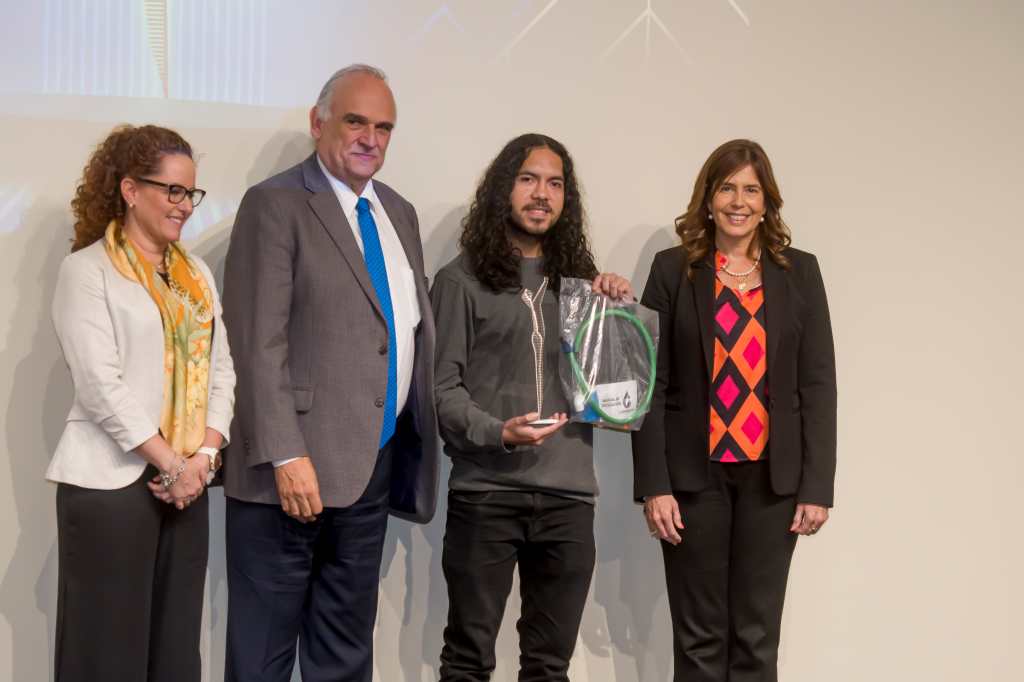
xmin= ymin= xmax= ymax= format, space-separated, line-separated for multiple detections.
xmin=430 ymin=253 xmax=596 ymax=500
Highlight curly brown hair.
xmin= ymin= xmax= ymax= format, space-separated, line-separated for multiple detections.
xmin=459 ymin=133 xmax=597 ymax=292
xmin=675 ymin=139 xmax=791 ymax=279
xmin=70 ymin=125 xmax=193 ymax=252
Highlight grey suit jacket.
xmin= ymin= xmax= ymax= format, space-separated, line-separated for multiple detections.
xmin=221 ymin=153 xmax=439 ymax=522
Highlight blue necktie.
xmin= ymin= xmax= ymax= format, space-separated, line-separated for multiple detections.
xmin=356 ymin=197 xmax=397 ymax=448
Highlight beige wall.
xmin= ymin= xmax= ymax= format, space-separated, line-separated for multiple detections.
xmin=1 ymin=1 xmax=1021 ymax=680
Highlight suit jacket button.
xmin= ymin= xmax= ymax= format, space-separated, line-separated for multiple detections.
xmin=374 ymin=397 xmax=384 ymax=408
xmin=378 ymin=342 xmax=387 ymax=355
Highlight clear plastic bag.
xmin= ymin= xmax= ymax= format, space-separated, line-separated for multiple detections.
xmin=558 ymin=277 xmax=659 ymax=431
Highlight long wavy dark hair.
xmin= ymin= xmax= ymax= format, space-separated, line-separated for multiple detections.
xmin=71 ymin=125 xmax=193 ymax=252
xmin=459 ymin=133 xmax=597 ymax=292
xmin=675 ymin=139 xmax=792 ymax=279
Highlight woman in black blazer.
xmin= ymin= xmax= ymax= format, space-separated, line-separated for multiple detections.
xmin=632 ymin=139 xmax=836 ymax=681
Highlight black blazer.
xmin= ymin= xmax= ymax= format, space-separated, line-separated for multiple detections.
xmin=631 ymin=246 xmax=837 ymax=506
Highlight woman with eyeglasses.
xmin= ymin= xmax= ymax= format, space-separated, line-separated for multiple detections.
xmin=48 ymin=124 xmax=235 ymax=681
xmin=632 ymin=139 xmax=837 ymax=681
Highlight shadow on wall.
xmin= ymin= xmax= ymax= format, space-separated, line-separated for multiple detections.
xmin=622 ymin=226 xmax=676 ymax=298
xmin=581 ymin=225 xmax=677 ymax=682
xmin=378 ymin=456 xmax=453 ymax=682
xmin=193 ymin=129 xmax=312 ymax=286
xmin=422 ymin=204 xmax=467 ymax=276
xmin=0 ymin=202 xmax=76 ymax=682
xmin=373 ymin=204 xmax=464 ymax=681
xmin=247 ymin=130 xmax=314 ymax=189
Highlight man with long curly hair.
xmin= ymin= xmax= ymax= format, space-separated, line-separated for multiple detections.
xmin=431 ymin=133 xmax=632 ymax=681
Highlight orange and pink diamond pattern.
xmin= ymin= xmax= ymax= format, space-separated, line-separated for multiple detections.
xmin=709 ymin=270 xmax=768 ymax=463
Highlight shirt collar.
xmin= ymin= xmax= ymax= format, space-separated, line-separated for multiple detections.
xmin=315 ymin=154 xmax=379 ymax=218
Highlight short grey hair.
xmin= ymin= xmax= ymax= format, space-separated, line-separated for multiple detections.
xmin=314 ymin=64 xmax=388 ymax=122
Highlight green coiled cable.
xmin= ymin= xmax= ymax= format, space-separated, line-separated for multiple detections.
xmin=566 ymin=307 xmax=658 ymax=426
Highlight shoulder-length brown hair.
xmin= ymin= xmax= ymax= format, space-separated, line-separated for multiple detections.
xmin=675 ymin=139 xmax=791 ymax=279
xmin=70 ymin=125 xmax=193 ymax=252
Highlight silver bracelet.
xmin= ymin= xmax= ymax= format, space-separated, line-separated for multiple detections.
xmin=160 ymin=456 xmax=186 ymax=491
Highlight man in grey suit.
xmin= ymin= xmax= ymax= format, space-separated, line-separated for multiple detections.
xmin=221 ymin=64 xmax=438 ymax=682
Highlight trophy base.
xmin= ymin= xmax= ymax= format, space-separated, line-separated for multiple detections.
xmin=528 ymin=418 xmax=560 ymax=426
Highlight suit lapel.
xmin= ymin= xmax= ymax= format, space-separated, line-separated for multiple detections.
xmin=692 ymin=257 xmax=716 ymax=380
xmin=302 ymin=156 xmax=384 ymax=319
xmin=762 ymin=255 xmax=787 ymax=375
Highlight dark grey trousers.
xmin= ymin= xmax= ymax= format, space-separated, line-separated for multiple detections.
xmin=224 ymin=444 xmax=393 ymax=682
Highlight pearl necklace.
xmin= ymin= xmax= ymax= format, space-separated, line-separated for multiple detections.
xmin=718 ymin=256 xmax=761 ymax=291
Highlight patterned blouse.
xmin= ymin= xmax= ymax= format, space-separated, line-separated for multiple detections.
xmin=709 ymin=254 xmax=769 ymax=462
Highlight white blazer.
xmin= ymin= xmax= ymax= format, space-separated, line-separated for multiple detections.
xmin=47 ymin=239 xmax=236 ymax=489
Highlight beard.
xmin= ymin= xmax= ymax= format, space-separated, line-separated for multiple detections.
xmin=507 ymin=215 xmax=547 ymax=241
xmin=507 ymin=202 xmax=556 ymax=241
xmin=506 ymin=216 xmax=554 ymax=259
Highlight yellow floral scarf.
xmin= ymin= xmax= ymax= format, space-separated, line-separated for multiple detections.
xmin=104 ymin=221 xmax=214 ymax=456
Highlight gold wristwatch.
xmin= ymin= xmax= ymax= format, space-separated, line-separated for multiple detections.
xmin=196 ymin=446 xmax=221 ymax=485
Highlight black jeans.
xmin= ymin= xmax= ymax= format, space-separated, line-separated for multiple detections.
xmin=55 ymin=466 xmax=209 ymax=682
xmin=661 ymin=461 xmax=798 ymax=682
xmin=439 ymin=490 xmax=596 ymax=682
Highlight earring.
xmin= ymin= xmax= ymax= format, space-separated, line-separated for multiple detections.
xmin=707 ymin=213 xmax=713 ymax=220
xmin=760 ymin=215 xmax=764 ymax=222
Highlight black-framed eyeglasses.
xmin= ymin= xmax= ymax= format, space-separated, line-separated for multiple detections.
xmin=136 ymin=177 xmax=207 ymax=207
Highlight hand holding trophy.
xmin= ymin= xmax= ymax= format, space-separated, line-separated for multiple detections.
xmin=495 ymin=276 xmax=568 ymax=450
